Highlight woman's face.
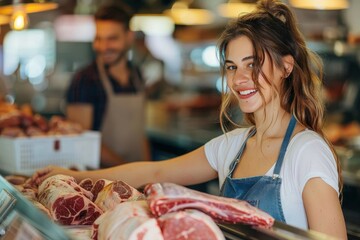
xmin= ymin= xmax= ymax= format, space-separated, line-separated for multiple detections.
xmin=225 ymin=35 xmax=284 ymax=114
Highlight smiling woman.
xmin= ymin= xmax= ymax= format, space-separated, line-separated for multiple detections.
xmin=32 ymin=1 xmax=347 ymax=239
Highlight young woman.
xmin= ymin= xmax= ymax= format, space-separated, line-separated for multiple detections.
xmin=34 ymin=0 xmax=347 ymax=238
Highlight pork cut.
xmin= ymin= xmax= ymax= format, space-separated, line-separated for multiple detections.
xmin=92 ymin=200 xmax=163 ymax=240
xmin=145 ymin=182 xmax=274 ymax=228
xmin=158 ymin=210 xmax=225 ymax=240
xmin=38 ymin=174 xmax=103 ymax=225
xmin=94 ymin=180 xmax=144 ymax=212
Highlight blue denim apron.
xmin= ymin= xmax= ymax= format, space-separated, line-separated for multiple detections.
xmin=220 ymin=116 xmax=297 ymax=222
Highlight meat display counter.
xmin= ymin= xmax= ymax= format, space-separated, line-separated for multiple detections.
xmin=219 ymin=222 xmax=336 ymax=240
xmin=0 ymin=174 xmax=342 ymax=240
xmin=0 ymin=175 xmax=71 ymax=240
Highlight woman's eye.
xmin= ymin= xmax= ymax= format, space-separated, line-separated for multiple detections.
xmin=248 ymin=63 xmax=254 ymax=68
xmin=226 ymin=65 xmax=236 ymax=71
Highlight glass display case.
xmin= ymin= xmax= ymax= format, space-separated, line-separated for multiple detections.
xmin=0 ymin=175 xmax=71 ymax=240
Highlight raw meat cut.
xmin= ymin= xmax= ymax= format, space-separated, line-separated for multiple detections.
xmin=94 ymin=180 xmax=144 ymax=212
xmin=79 ymin=178 xmax=94 ymax=192
xmin=112 ymin=216 xmax=163 ymax=240
xmin=91 ymin=179 xmax=113 ymax=201
xmin=38 ymin=174 xmax=103 ymax=225
xmin=158 ymin=209 xmax=225 ymax=240
xmin=145 ymin=182 xmax=274 ymax=228
xmin=92 ymin=200 xmax=163 ymax=240
xmin=38 ymin=174 xmax=93 ymax=200
xmin=5 ymin=175 xmax=27 ymax=185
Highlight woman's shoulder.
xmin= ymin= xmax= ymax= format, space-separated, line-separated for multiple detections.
xmin=290 ymin=129 xmax=327 ymax=147
xmin=287 ymin=129 xmax=335 ymax=163
xmin=206 ymin=127 xmax=251 ymax=148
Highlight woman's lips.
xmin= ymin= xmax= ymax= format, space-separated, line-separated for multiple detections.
xmin=238 ymin=89 xmax=258 ymax=99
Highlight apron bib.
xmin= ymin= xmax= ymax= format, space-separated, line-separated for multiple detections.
xmin=220 ymin=115 xmax=297 ymax=222
xmin=98 ymin=60 xmax=145 ymax=162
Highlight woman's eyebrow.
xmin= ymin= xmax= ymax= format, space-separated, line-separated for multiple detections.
xmin=242 ymin=56 xmax=254 ymax=61
xmin=225 ymin=56 xmax=254 ymax=64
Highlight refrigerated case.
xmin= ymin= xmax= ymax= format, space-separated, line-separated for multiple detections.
xmin=1 ymin=173 xmax=352 ymax=240
xmin=0 ymin=175 xmax=71 ymax=240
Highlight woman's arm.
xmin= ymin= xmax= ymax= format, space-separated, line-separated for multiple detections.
xmin=303 ymin=177 xmax=347 ymax=240
xmin=35 ymin=146 xmax=218 ymax=189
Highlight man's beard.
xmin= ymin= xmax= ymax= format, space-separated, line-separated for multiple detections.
xmin=100 ymin=49 xmax=128 ymax=68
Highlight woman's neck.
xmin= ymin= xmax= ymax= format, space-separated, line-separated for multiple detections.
xmin=253 ymin=108 xmax=292 ymax=139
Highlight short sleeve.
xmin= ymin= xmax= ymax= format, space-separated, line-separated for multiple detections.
xmin=204 ymin=128 xmax=248 ymax=186
xmin=291 ymin=134 xmax=339 ymax=195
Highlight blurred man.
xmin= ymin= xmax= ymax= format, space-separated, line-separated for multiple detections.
xmin=66 ymin=4 xmax=150 ymax=167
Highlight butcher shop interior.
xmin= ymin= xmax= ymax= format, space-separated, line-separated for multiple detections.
xmin=0 ymin=0 xmax=360 ymax=239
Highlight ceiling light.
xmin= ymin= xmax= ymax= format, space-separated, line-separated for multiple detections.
xmin=131 ymin=14 xmax=175 ymax=36
xmin=289 ymin=0 xmax=349 ymax=10
xmin=0 ymin=15 xmax=10 ymax=25
xmin=0 ymin=0 xmax=58 ymax=15
xmin=10 ymin=4 xmax=28 ymax=30
xmin=218 ymin=1 xmax=257 ymax=18
xmin=0 ymin=0 xmax=58 ymax=30
xmin=164 ymin=0 xmax=214 ymax=25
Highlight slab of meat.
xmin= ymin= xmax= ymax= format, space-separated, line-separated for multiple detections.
xmin=38 ymin=174 xmax=93 ymax=200
xmin=5 ymin=175 xmax=28 ymax=185
xmin=145 ymin=182 xmax=274 ymax=228
xmin=94 ymin=180 xmax=144 ymax=212
xmin=159 ymin=210 xmax=225 ymax=240
xmin=92 ymin=200 xmax=163 ymax=240
xmin=38 ymin=174 xmax=103 ymax=225
xmin=91 ymin=179 xmax=113 ymax=201
xmin=78 ymin=178 xmax=94 ymax=192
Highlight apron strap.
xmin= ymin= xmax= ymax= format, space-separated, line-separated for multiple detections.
xmin=97 ymin=59 xmax=114 ymax=96
xmin=228 ymin=127 xmax=256 ymax=172
xmin=272 ymin=115 xmax=297 ymax=177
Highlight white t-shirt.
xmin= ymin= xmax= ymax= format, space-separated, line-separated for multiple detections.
xmin=204 ymin=128 xmax=339 ymax=229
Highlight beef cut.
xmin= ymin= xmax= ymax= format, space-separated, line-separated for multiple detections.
xmin=91 ymin=179 xmax=113 ymax=202
xmin=158 ymin=209 xmax=225 ymax=240
xmin=145 ymin=182 xmax=274 ymax=228
xmin=92 ymin=200 xmax=163 ymax=240
xmin=94 ymin=180 xmax=144 ymax=212
xmin=79 ymin=178 xmax=94 ymax=192
xmin=38 ymin=174 xmax=103 ymax=225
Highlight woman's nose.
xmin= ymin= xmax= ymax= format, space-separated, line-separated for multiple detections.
xmin=232 ymin=69 xmax=250 ymax=85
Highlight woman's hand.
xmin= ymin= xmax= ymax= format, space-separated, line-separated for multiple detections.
xmin=28 ymin=165 xmax=77 ymax=186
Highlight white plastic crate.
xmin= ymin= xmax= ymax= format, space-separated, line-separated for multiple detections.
xmin=0 ymin=131 xmax=100 ymax=176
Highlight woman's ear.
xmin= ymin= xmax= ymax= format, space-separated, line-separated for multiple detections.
xmin=283 ymin=55 xmax=294 ymax=77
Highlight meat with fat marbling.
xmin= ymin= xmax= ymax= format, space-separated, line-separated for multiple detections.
xmin=145 ymin=182 xmax=274 ymax=228
xmin=158 ymin=209 xmax=225 ymax=240
xmin=94 ymin=180 xmax=144 ymax=212
xmin=38 ymin=175 xmax=102 ymax=225
xmin=92 ymin=200 xmax=163 ymax=240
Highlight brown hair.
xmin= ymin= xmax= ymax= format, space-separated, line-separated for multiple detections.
xmin=217 ymin=0 xmax=342 ymax=196
xmin=94 ymin=4 xmax=133 ymax=30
